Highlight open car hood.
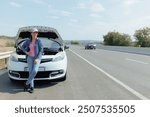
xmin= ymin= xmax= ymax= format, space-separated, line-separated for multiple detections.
xmin=15 ymin=26 xmax=64 ymax=46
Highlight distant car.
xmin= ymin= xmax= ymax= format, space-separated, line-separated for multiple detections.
xmin=85 ymin=43 xmax=96 ymax=49
xmin=7 ymin=26 xmax=68 ymax=82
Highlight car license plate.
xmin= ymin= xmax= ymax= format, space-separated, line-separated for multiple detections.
xmin=24 ymin=67 xmax=45 ymax=71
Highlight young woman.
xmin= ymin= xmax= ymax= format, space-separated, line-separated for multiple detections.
xmin=20 ymin=28 xmax=43 ymax=93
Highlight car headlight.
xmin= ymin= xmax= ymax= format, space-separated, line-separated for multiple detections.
xmin=10 ymin=54 xmax=18 ymax=62
xmin=53 ymin=53 xmax=65 ymax=62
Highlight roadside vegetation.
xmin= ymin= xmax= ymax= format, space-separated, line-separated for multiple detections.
xmin=134 ymin=27 xmax=150 ymax=47
xmin=103 ymin=32 xmax=131 ymax=46
xmin=70 ymin=40 xmax=79 ymax=45
xmin=103 ymin=27 xmax=150 ymax=47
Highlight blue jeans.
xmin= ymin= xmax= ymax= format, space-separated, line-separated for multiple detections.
xmin=26 ymin=56 xmax=40 ymax=88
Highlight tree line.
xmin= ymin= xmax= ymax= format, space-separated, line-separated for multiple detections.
xmin=103 ymin=27 xmax=150 ymax=47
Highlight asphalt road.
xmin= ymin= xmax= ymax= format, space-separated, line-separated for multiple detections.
xmin=0 ymin=45 xmax=150 ymax=100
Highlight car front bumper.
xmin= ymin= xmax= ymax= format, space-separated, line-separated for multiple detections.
xmin=7 ymin=57 xmax=67 ymax=81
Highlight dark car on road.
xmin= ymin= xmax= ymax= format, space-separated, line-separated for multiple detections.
xmin=85 ymin=43 xmax=96 ymax=49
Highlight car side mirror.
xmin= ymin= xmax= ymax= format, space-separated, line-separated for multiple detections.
xmin=64 ymin=45 xmax=69 ymax=50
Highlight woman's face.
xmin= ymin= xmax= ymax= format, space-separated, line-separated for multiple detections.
xmin=31 ymin=32 xmax=38 ymax=39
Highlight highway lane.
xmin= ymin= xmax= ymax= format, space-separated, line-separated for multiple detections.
xmin=0 ymin=46 xmax=149 ymax=99
xmin=70 ymin=45 xmax=150 ymax=99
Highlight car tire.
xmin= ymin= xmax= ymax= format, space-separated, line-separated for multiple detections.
xmin=55 ymin=73 xmax=67 ymax=82
xmin=9 ymin=78 xmax=23 ymax=83
xmin=61 ymin=73 xmax=66 ymax=81
xmin=9 ymin=77 xmax=16 ymax=82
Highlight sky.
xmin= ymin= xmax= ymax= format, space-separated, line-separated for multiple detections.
xmin=0 ymin=0 xmax=150 ymax=41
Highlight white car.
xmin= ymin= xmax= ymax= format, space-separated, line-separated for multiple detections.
xmin=8 ymin=26 xmax=68 ymax=82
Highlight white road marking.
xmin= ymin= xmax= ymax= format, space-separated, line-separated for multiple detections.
xmin=70 ymin=49 xmax=149 ymax=100
xmin=126 ymin=58 xmax=149 ymax=65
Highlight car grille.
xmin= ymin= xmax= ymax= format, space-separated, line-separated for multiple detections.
xmin=18 ymin=58 xmax=53 ymax=63
xmin=18 ymin=58 xmax=27 ymax=63
xmin=9 ymin=70 xmax=64 ymax=79
xmin=18 ymin=71 xmax=52 ymax=78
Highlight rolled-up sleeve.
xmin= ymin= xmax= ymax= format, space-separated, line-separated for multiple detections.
xmin=36 ymin=39 xmax=43 ymax=60
xmin=19 ymin=39 xmax=29 ymax=55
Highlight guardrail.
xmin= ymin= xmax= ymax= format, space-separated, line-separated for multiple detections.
xmin=0 ymin=51 xmax=13 ymax=59
xmin=0 ymin=51 xmax=13 ymax=69
xmin=97 ymin=45 xmax=150 ymax=56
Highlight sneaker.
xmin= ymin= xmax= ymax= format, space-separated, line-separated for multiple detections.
xmin=28 ymin=87 xmax=34 ymax=93
xmin=24 ymin=83 xmax=30 ymax=92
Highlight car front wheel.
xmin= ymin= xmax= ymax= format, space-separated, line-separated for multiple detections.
xmin=61 ymin=73 xmax=66 ymax=81
xmin=57 ymin=73 xmax=66 ymax=82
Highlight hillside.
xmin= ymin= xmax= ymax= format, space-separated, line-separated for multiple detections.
xmin=0 ymin=36 xmax=15 ymax=52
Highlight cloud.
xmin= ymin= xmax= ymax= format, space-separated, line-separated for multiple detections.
xmin=61 ymin=11 xmax=72 ymax=17
xmin=90 ymin=13 xmax=101 ymax=18
xmin=70 ymin=19 xmax=78 ymax=23
xmin=32 ymin=0 xmax=48 ymax=6
xmin=67 ymin=19 xmax=78 ymax=26
xmin=135 ymin=16 xmax=150 ymax=22
xmin=90 ymin=2 xmax=104 ymax=13
xmin=9 ymin=2 xmax=21 ymax=8
xmin=77 ymin=1 xmax=105 ymax=13
xmin=121 ymin=0 xmax=140 ymax=15
xmin=47 ymin=15 xmax=59 ymax=19
xmin=143 ymin=16 xmax=150 ymax=20
xmin=78 ymin=3 xmax=86 ymax=9
xmin=47 ymin=9 xmax=73 ymax=21
xmin=123 ymin=0 xmax=139 ymax=6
